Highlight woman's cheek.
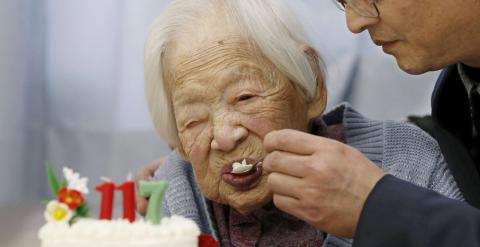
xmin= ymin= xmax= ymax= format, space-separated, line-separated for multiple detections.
xmin=189 ymin=144 xmax=207 ymax=165
xmin=243 ymin=117 xmax=270 ymax=138
xmin=180 ymin=126 xmax=211 ymax=162
xmin=243 ymin=112 xmax=289 ymax=138
xmin=179 ymin=132 xmax=193 ymax=157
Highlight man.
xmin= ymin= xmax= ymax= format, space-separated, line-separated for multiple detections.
xmin=263 ymin=0 xmax=480 ymax=246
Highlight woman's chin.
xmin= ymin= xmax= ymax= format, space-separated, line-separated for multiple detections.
xmin=229 ymin=192 xmax=273 ymax=215
xmin=199 ymin=177 xmax=273 ymax=215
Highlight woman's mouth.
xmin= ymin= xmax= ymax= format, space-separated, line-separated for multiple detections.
xmin=221 ymin=158 xmax=263 ymax=191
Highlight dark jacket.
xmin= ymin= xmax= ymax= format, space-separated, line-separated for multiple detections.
xmin=353 ymin=65 xmax=480 ymax=247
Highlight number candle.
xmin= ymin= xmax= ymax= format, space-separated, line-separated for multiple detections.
xmin=117 ymin=174 xmax=136 ymax=222
xmin=95 ymin=177 xmax=115 ymax=220
xmin=138 ymin=180 xmax=168 ymax=224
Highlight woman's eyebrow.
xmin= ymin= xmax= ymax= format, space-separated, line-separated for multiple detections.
xmin=223 ymin=64 xmax=269 ymax=89
xmin=172 ymin=88 xmax=205 ymax=107
xmin=172 ymin=63 xmax=268 ymax=105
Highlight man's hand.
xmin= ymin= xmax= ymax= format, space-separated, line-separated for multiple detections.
xmin=263 ymin=129 xmax=385 ymax=238
xmin=135 ymin=158 xmax=165 ymax=216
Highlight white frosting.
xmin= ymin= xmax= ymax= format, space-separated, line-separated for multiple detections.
xmin=231 ymin=159 xmax=254 ymax=174
xmin=39 ymin=216 xmax=200 ymax=247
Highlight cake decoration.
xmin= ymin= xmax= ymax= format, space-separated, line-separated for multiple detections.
xmin=138 ymin=180 xmax=168 ymax=224
xmin=45 ymin=162 xmax=89 ymax=224
xmin=40 ymin=162 xmax=219 ymax=247
xmin=44 ymin=200 xmax=73 ymax=223
xmin=95 ymin=175 xmax=138 ymax=222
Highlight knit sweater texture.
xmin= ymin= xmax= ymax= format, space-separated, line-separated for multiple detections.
xmin=153 ymin=103 xmax=463 ymax=247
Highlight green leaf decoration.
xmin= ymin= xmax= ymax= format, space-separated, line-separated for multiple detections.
xmin=46 ymin=161 xmax=61 ymax=195
xmin=69 ymin=215 xmax=78 ymax=226
xmin=60 ymin=178 xmax=68 ymax=189
xmin=69 ymin=203 xmax=90 ymax=225
xmin=76 ymin=203 xmax=90 ymax=218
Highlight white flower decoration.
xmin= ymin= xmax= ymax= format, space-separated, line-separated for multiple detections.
xmin=44 ymin=200 xmax=73 ymax=223
xmin=63 ymin=167 xmax=89 ymax=194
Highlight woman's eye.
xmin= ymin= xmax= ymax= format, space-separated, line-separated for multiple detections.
xmin=237 ymin=94 xmax=256 ymax=102
xmin=185 ymin=120 xmax=200 ymax=129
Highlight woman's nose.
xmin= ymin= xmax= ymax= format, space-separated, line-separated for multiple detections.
xmin=211 ymin=123 xmax=248 ymax=152
xmin=345 ymin=7 xmax=379 ymax=34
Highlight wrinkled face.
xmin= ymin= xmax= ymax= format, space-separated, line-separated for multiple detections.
xmin=346 ymin=0 xmax=480 ymax=74
xmin=165 ymin=33 xmax=313 ymax=214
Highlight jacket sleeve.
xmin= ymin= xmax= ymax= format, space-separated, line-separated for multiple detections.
xmin=353 ymin=175 xmax=480 ymax=247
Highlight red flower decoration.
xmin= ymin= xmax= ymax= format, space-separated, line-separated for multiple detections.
xmin=58 ymin=187 xmax=84 ymax=209
xmin=198 ymin=234 xmax=219 ymax=247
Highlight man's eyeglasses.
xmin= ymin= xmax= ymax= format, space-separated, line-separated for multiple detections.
xmin=333 ymin=0 xmax=379 ymax=18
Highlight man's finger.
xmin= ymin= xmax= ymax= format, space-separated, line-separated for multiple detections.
xmin=135 ymin=159 xmax=164 ymax=181
xmin=136 ymin=197 xmax=148 ymax=216
xmin=263 ymin=150 xmax=309 ymax=178
xmin=264 ymin=129 xmax=329 ymax=154
xmin=267 ymin=172 xmax=303 ymax=199
xmin=272 ymin=193 xmax=302 ymax=217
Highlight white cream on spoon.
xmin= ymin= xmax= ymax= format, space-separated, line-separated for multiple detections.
xmin=231 ymin=159 xmax=262 ymax=174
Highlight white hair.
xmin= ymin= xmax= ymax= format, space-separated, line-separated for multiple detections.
xmin=144 ymin=0 xmax=326 ymax=147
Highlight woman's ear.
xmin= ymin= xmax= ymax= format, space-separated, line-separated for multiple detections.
xmin=302 ymin=44 xmax=327 ymax=120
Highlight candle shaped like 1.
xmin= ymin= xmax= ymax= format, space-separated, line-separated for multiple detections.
xmin=138 ymin=180 xmax=168 ymax=224
xmin=117 ymin=174 xmax=136 ymax=222
xmin=95 ymin=177 xmax=115 ymax=220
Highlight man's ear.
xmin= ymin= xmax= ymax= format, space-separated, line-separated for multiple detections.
xmin=302 ymin=44 xmax=327 ymax=120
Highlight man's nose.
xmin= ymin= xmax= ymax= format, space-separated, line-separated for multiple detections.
xmin=211 ymin=123 xmax=248 ymax=152
xmin=345 ymin=7 xmax=379 ymax=34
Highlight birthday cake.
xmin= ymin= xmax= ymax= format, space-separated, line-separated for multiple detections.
xmin=39 ymin=216 xmax=200 ymax=247
xmin=38 ymin=165 xmax=216 ymax=247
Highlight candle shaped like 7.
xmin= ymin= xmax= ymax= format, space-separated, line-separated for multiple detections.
xmin=95 ymin=178 xmax=115 ymax=220
xmin=138 ymin=180 xmax=168 ymax=224
xmin=117 ymin=176 xmax=136 ymax=222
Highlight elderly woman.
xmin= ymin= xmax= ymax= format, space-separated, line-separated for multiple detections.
xmin=143 ymin=0 xmax=463 ymax=246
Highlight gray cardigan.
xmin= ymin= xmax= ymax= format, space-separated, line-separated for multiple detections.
xmin=153 ymin=103 xmax=464 ymax=247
